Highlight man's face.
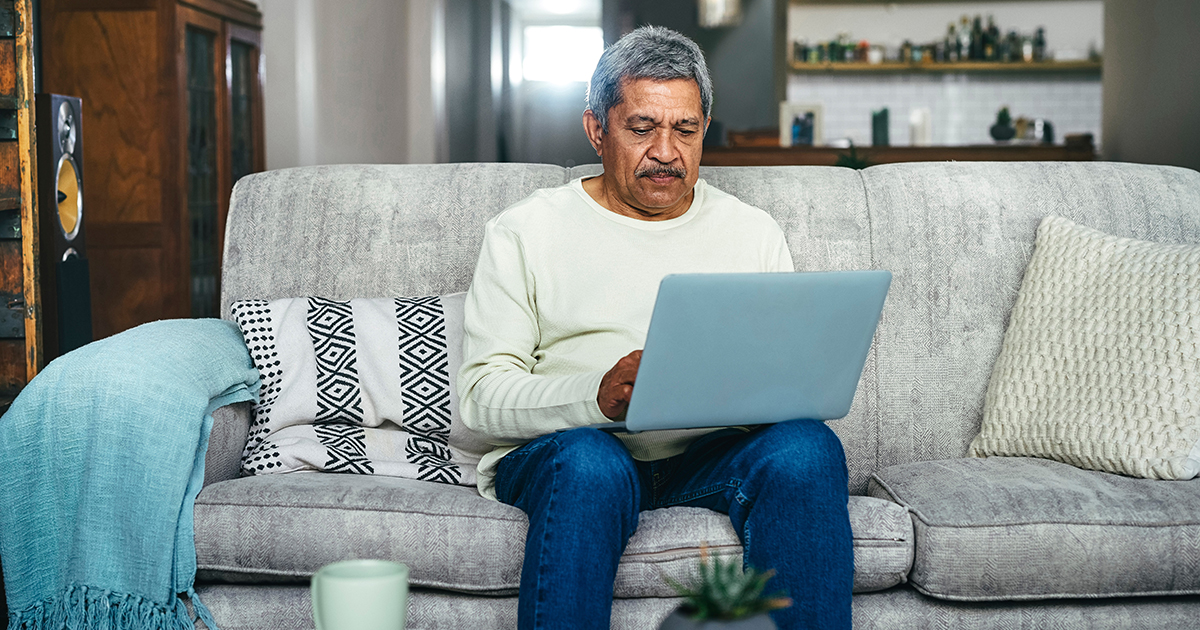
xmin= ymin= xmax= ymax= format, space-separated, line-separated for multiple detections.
xmin=584 ymin=77 xmax=707 ymax=220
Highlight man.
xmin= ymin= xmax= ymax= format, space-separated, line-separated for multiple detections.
xmin=459 ymin=26 xmax=852 ymax=629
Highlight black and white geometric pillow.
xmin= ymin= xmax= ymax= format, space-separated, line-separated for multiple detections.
xmin=230 ymin=293 xmax=491 ymax=486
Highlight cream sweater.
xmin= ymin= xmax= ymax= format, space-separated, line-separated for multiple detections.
xmin=459 ymin=178 xmax=794 ymax=499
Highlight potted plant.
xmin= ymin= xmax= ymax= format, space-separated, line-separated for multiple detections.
xmin=659 ymin=546 xmax=791 ymax=629
xmin=990 ymin=107 xmax=1016 ymax=141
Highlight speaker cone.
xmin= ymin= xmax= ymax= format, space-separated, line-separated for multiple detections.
xmin=56 ymin=153 xmax=82 ymax=241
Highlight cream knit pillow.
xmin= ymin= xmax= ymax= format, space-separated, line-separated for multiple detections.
xmin=969 ymin=216 xmax=1200 ymax=480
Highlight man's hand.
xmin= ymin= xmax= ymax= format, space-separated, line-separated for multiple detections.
xmin=598 ymin=350 xmax=642 ymax=420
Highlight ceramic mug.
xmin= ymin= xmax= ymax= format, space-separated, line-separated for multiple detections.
xmin=311 ymin=559 xmax=409 ymax=630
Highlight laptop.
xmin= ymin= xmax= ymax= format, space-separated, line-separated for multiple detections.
xmin=568 ymin=270 xmax=891 ymax=433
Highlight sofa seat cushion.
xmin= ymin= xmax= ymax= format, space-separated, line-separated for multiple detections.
xmin=868 ymin=457 xmax=1200 ymax=601
xmin=195 ymin=474 xmax=913 ymax=596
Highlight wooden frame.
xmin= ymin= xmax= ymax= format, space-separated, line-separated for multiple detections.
xmin=17 ymin=0 xmax=40 ymax=378
xmin=778 ymin=101 xmax=824 ymax=147
xmin=175 ymin=4 xmax=228 ymax=318
xmin=789 ymin=0 xmax=1070 ymax=4
xmin=790 ymin=60 xmax=1102 ymax=75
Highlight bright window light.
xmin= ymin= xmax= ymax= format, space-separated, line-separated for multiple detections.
xmin=522 ymin=26 xmax=604 ymax=83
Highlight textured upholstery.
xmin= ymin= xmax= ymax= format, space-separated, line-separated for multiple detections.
xmin=194 ymin=476 xmax=912 ymax=596
xmin=194 ymin=584 xmax=687 ymax=630
xmin=220 ymin=163 xmax=567 ymax=314
xmin=194 ymin=583 xmax=1200 ymax=630
xmin=864 ymin=162 xmax=1200 ymax=474
xmin=851 ymin=587 xmax=1200 ymax=629
xmin=869 ymin=457 xmax=1200 ymax=601
xmin=204 ymin=402 xmax=251 ymax=487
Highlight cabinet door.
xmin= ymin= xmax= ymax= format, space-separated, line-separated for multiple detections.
xmin=177 ymin=6 xmax=228 ymax=318
xmin=227 ymin=23 xmax=265 ymax=190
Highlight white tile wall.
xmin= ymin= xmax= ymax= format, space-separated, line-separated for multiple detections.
xmin=786 ymin=73 xmax=1103 ymax=149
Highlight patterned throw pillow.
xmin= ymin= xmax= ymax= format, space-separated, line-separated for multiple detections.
xmin=969 ymin=216 xmax=1200 ymax=480
xmin=231 ymin=293 xmax=491 ymax=485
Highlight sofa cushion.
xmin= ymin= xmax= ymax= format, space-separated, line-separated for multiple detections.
xmin=868 ymin=457 xmax=1200 ymax=601
xmin=229 ymin=293 xmax=491 ymax=485
xmin=969 ymin=216 xmax=1200 ymax=480
xmin=195 ymin=474 xmax=912 ymax=596
xmin=861 ymin=162 xmax=1200 ymax=479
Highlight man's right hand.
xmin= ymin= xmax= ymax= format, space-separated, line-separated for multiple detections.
xmin=598 ymin=350 xmax=642 ymax=420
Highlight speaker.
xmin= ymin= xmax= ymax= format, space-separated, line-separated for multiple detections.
xmin=37 ymin=93 xmax=92 ymax=360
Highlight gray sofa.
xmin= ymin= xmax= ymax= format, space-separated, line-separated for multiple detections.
xmin=194 ymin=161 xmax=1200 ymax=629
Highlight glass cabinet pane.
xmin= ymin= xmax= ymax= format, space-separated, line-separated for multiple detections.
xmin=230 ymin=40 xmax=255 ymax=187
xmin=186 ymin=27 xmax=219 ymax=318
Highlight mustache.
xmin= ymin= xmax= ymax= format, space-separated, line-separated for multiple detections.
xmin=636 ymin=166 xmax=686 ymax=179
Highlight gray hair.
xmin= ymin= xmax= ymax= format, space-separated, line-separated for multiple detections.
xmin=586 ymin=25 xmax=713 ymax=133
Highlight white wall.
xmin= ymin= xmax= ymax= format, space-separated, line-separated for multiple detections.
xmin=1102 ymin=0 xmax=1200 ymax=171
xmin=788 ymin=73 xmax=1102 ymax=147
xmin=261 ymin=0 xmax=440 ymax=169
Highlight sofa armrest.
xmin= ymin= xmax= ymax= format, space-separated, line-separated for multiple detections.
xmin=204 ymin=401 xmax=251 ymax=487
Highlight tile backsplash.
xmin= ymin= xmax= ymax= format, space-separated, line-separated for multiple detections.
xmin=785 ymin=73 xmax=1102 ymax=148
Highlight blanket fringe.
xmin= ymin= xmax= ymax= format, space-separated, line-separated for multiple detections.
xmin=7 ymin=583 xmax=213 ymax=630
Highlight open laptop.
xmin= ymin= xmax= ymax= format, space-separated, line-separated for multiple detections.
xmin=568 ymin=270 xmax=891 ymax=433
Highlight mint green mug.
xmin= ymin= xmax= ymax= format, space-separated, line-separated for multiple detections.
xmin=311 ymin=559 xmax=409 ymax=630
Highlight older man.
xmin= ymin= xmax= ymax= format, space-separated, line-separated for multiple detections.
xmin=459 ymin=26 xmax=852 ymax=630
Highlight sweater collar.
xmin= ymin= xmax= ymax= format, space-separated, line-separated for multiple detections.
xmin=571 ymin=177 xmax=704 ymax=231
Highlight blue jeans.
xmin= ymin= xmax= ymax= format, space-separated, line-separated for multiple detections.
xmin=494 ymin=419 xmax=853 ymax=630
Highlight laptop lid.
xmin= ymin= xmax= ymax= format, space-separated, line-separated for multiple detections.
xmin=622 ymin=270 xmax=891 ymax=432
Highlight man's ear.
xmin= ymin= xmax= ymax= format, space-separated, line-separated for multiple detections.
xmin=583 ymin=109 xmax=604 ymax=157
xmin=703 ymin=116 xmax=712 ymax=138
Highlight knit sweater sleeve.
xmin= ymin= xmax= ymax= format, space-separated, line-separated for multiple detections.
xmin=458 ymin=220 xmax=610 ymax=444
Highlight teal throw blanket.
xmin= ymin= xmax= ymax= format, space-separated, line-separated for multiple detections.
xmin=0 ymin=319 xmax=260 ymax=629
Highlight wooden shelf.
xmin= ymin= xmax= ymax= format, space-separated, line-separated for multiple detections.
xmin=789 ymin=60 xmax=1102 ymax=75
xmin=701 ymin=143 xmax=1096 ymax=167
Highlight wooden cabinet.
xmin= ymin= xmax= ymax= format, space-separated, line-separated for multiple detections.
xmin=41 ymin=0 xmax=263 ymax=337
xmin=0 ymin=0 xmax=40 ymax=411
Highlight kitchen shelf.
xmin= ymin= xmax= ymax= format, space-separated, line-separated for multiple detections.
xmin=789 ymin=60 xmax=1102 ymax=75
xmin=701 ymin=141 xmax=1097 ymax=167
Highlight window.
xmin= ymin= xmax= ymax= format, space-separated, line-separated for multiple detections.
xmin=522 ymin=25 xmax=604 ymax=83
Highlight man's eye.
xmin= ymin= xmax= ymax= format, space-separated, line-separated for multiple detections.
xmin=677 ymin=129 xmax=696 ymax=136
xmin=631 ymin=128 xmax=651 ymax=135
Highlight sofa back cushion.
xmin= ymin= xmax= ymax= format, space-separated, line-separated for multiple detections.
xmin=221 ymin=164 xmax=568 ymax=315
xmin=863 ymin=162 xmax=1200 ymax=473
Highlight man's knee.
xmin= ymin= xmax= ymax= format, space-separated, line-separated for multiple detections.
xmin=547 ymin=428 xmax=640 ymax=495
xmin=754 ymin=420 xmax=847 ymax=483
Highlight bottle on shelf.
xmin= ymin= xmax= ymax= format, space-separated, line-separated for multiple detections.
xmin=1033 ymin=27 xmax=1046 ymax=62
xmin=970 ymin=15 xmax=984 ymax=60
xmin=1002 ymin=30 xmax=1019 ymax=63
xmin=985 ymin=15 xmax=1000 ymax=61
xmin=959 ymin=15 xmax=972 ymax=61
xmin=946 ymin=23 xmax=959 ymax=62
xmin=793 ymin=39 xmax=807 ymax=64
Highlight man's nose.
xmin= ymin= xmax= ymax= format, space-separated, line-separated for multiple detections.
xmin=647 ymin=129 xmax=679 ymax=163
